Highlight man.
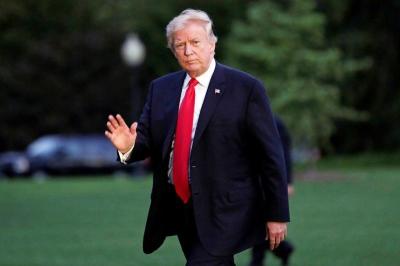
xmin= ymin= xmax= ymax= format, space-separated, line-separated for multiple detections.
xmin=105 ymin=9 xmax=289 ymax=266
xmin=249 ymin=116 xmax=295 ymax=266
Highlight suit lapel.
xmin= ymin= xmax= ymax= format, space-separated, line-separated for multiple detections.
xmin=192 ymin=63 xmax=226 ymax=150
xmin=161 ymin=72 xmax=186 ymax=160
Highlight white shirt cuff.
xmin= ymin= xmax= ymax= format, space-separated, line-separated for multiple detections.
xmin=118 ymin=144 xmax=134 ymax=164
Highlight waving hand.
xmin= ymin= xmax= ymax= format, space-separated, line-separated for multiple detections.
xmin=105 ymin=114 xmax=137 ymax=154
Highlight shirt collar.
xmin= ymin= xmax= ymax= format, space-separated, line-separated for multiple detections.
xmin=183 ymin=58 xmax=216 ymax=89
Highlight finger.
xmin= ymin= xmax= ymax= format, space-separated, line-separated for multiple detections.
xmin=107 ymin=121 xmax=116 ymax=132
xmin=281 ymin=233 xmax=286 ymax=242
xmin=130 ymin=122 xmax=138 ymax=134
xmin=116 ymin=114 xmax=128 ymax=128
xmin=105 ymin=130 xmax=112 ymax=140
xmin=275 ymin=240 xmax=280 ymax=249
xmin=269 ymin=238 xmax=276 ymax=250
xmin=275 ymin=238 xmax=283 ymax=248
xmin=108 ymin=115 xmax=120 ymax=128
xmin=275 ymin=235 xmax=283 ymax=249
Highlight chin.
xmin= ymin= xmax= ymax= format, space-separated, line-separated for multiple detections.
xmin=185 ymin=67 xmax=200 ymax=76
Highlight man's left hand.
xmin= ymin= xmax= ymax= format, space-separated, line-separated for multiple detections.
xmin=266 ymin=222 xmax=287 ymax=250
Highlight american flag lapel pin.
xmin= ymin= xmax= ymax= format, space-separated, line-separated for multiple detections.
xmin=214 ymin=88 xmax=220 ymax=94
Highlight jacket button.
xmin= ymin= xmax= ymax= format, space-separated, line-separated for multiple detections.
xmin=191 ymin=165 xmax=196 ymax=168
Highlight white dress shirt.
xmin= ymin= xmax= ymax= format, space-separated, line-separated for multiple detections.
xmin=119 ymin=58 xmax=216 ymax=164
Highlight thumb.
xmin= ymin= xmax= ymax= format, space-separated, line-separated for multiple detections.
xmin=130 ymin=122 xmax=138 ymax=135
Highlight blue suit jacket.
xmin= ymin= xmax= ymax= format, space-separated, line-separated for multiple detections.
xmin=127 ymin=62 xmax=289 ymax=256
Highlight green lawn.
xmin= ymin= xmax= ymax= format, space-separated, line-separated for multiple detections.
xmin=1 ymin=166 xmax=399 ymax=266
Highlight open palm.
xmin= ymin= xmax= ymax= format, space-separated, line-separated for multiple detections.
xmin=105 ymin=114 xmax=137 ymax=154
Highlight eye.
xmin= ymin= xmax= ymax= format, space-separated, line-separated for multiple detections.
xmin=192 ymin=40 xmax=200 ymax=46
xmin=174 ymin=43 xmax=185 ymax=50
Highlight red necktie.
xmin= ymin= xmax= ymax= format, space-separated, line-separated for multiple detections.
xmin=173 ymin=78 xmax=198 ymax=204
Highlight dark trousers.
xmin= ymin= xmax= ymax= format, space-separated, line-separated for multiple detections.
xmin=174 ymin=196 xmax=235 ymax=266
xmin=249 ymin=240 xmax=294 ymax=266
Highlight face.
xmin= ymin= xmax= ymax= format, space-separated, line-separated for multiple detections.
xmin=172 ymin=22 xmax=215 ymax=77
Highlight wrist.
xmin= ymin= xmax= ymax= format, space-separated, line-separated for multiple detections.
xmin=120 ymin=142 xmax=135 ymax=154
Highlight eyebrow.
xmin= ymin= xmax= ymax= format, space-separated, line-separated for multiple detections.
xmin=174 ymin=38 xmax=201 ymax=43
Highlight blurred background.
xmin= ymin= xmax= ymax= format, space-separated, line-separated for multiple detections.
xmin=0 ymin=0 xmax=399 ymax=265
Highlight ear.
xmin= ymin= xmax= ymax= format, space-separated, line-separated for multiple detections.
xmin=209 ymin=41 xmax=216 ymax=53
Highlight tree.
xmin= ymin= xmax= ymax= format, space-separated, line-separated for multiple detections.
xmin=319 ymin=0 xmax=400 ymax=152
xmin=0 ymin=0 xmax=250 ymax=151
xmin=223 ymin=0 xmax=364 ymax=149
xmin=0 ymin=0 xmax=133 ymax=150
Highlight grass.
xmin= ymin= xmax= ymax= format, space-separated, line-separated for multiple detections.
xmin=1 ymin=161 xmax=400 ymax=266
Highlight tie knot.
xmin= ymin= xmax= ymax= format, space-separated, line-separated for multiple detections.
xmin=188 ymin=78 xmax=198 ymax=88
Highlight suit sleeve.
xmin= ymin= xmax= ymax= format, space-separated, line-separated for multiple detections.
xmin=246 ymin=80 xmax=290 ymax=222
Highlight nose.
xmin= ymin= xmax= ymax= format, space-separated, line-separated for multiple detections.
xmin=184 ymin=43 xmax=193 ymax=56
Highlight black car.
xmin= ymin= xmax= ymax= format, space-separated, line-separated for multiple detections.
xmin=0 ymin=134 xmax=150 ymax=178
xmin=0 ymin=151 xmax=30 ymax=178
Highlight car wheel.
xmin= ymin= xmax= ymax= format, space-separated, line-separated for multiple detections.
xmin=32 ymin=170 xmax=49 ymax=182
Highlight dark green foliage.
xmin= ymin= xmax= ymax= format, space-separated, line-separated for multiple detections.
xmin=0 ymin=0 xmax=399 ymax=153
xmin=223 ymin=0 xmax=366 ymax=148
xmin=320 ymin=0 xmax=400 ymax=152
xmin=0 ymin=0 xmax=249 ymax=151
xmin=0 ymin=1 xmax=133 ymax=150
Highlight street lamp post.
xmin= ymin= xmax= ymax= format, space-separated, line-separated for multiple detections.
xmin=121 ymin=33 xmax=146 ymax=121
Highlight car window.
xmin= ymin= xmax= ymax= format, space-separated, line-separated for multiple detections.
xmin=85 ymin=138 xmax=116 ymax=160
xmin=27 ymin=137 xmax=61 ymax=157
xmin=64 ymin=140 xmax=82 ymax=156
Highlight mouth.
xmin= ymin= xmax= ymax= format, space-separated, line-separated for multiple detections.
xmin=185 ymin=60 xmax=198 ymax=64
